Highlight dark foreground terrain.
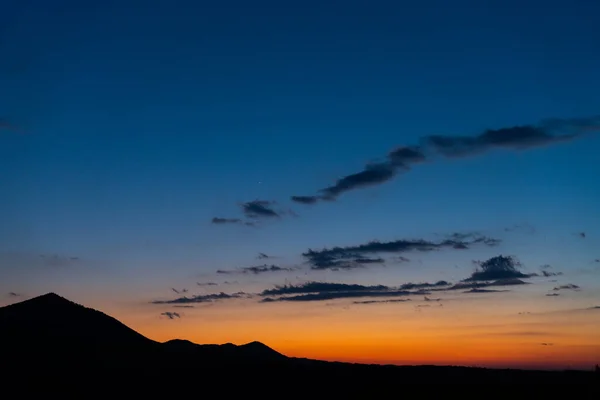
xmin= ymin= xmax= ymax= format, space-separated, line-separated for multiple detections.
xmin=0 ymin=293 xmax=598 ymax=391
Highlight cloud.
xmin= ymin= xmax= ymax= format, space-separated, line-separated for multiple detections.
xmin=540 ymin=343 xmax=554 ymax=346
xmin=257 ymin=252 xmax=272 ymax=259
xmin=303 ymin=234 xmax=499 ymax=270
xmin=160 ymin=312 xmax=181 ymax=319
xmin=449 ymin=278 xmax=529 ymax=291
xmin=290 ymin=115 xmax=597 ymax=202
xmin=291 ymin=195 xmax=322 ymax=205
xmin=318 ymin=162 xmax=398 ymax=199
xmin=421 ymin=125 xmax=578 ymax=158
xmin=217 ymin=264 xmax=293 ymax=274
xmin=259 ymin=281 xmax=431 ymax=303
xmin=552 ymin=284 xmax=581 ymax=291
xmin=171 ymin=288 xmax=188 ymax=294
xmin=242 ymin=200 xmax=279 ymax=218
xmin=196 ymin=282 xmax=218 ymax=286
xmin=261 ymin=289 xmax=422 ymax=303
xmin=173 ymin=305 xmax=194 ymax=308
xmin=353 ymin=299 xmax=412 ymax=305
xmin=8 ymin=292 xmax=20 ymax=297
xmin=546 ymin=293 xmax=560 ymax=297
xmin=399 ymin=281 xmax=450 ymax=290
xmin=464 ymin=288 xmax=509 ymax=293
xmin=465 ymin=255 xmax=532 ymax=281
xmin=151 ymin=291 xmax=248 ymax=304
xmin=541 ymin=269 xmax=563 ymax=277
xmin=211 ymin=217 xmax=243 ymax=225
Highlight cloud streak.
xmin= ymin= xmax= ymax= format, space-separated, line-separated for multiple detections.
xmin=152 ymin=291 xmax=249 ymax=304
xmin=291 ymin=115 xmax=598 ymax=202
xmin=217 ymin=264 xmax=294 ymax=275
xmin=259 ymin=281 xmax=444 ymax=302
xmin=303 ymin=233 xmax=500 ymax=270
xmin=160 ymin=312 xmax=181 ymax=319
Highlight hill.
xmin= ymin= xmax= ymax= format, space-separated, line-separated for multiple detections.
xmin=0 ymin=293 xmax=598 ymax=388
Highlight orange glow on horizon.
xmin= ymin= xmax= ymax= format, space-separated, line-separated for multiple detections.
xmin=98 ymin=297 xmax=600 ymax=371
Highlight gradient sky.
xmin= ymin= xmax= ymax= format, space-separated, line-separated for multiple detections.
xmin=1 ymin=0 xmax=599 ymax=370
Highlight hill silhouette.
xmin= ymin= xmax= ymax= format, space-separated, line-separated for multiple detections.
xmin=1 ymin=293 xmax=598 ymax=388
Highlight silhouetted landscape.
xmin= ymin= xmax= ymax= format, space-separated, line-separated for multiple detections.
xmin=1 ymin=293 xmax=597 ymax=388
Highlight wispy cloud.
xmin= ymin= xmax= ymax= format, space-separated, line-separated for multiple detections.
xmin=303 ymin=233 xmax=499 ymax=270
xmin=160 ymin=312 xmax=181 ymax=319
xmin=260 ymin=281 xmax=437 ymax=303
xmin=353 ymin=299 xmax=412 ymax=305
xmin=8 ymin=292 xmax=20 ymax=297
xmin=257 ymin=252 xmax=272 ymax=259
xmin=196 ymin=282 xmax=218 ymax=286
xmin=217 ymin=264 xmax=294 ymax=275
xmin=152 ymin=291 xmax=249 ymax=305
xmin=552 ymin=284 xmax=581 ymax=291
xmin=291 ymin=115 xmax=598 ymax=202
xmin=242 ymin=200 xmax=280 ymax=218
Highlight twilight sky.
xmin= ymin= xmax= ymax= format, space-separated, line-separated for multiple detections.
xmin=1 ymin=0 xmax=599 ymax=369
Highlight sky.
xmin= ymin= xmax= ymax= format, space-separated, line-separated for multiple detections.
xmin=1 ymin=0 xmax=599 ymax=370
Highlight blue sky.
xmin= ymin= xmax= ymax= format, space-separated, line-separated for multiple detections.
xmin=1 ymin=0 xmax=599 ymax=366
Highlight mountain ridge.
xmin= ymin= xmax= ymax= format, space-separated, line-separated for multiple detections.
xmin=0 ymin=293 xmax=597 ymax=385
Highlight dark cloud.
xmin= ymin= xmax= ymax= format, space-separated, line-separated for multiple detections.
xmin=552 ymin=284 xmax=580 ymax=291
xmin=242 ymin=265 xmax=293 ymax=274
xmin=211 ymin=217 xmax=243 ymax=225
xmin=259 ymin=281 xmax=430 ymax=303
xmin=387 ymin=146 xmax=427 ymax=167
xmin=196 ymin=282 xmax=218 ymax=286
xmin=261 ymin=282 xmax=389 ymax=296
xmin=8 ymin=292 xmax=20 ymax=297
xmin=290 ymin=116 xmax=595 ymax=202
xmin=546 ymin=293 xmax=560 ymax=297
xmin=353 ymin=299 xmax=412 ymax=305
xmin=399 ymin=281 xmax=450 ymax=290
xmin=578 ymin=232 xmax=586 ymax=239
xmin=160 ymin=312 xmax=181 ymax=320
xmin=449 ymin=278 xmax=529 ymax=291
xmin=151 ymin=291 xmax=248 ymax=305
xmin=217 ymin=264 xmax=293 ymax=275
xmin=423 ymin=296 xmax=442 ymax=302
xmin=465 ymin=255 xmax=532 ymax=281
xmin=171 ymin=288 xmax=188 ymax=294
xmin=464 ymin=288 xmax=509 ymax=293
xmin=261 ymin=289 xmax=422 ymax=303
xmin=242 ymin=200 xmax=279 ymax=218
xmin=541 ymin=270 xmax=563 ymax=277
xmin=319 ymin=162 xmax=397 ymax=199
xmin=353 ymin=257 xmax=385 ymax=265
xmin=540 ymin=343 xmax=554 ymax=346
xmin=587 ymin=306 xmax=600 ymax=310
xmin=173 ymin=305 xmax=194 ymax=308
xmin=290 ymin=195 xmax=322 ymax=205
xmin=257 ymin=252 xmax=272 ymax=259
xmin=422 ymin=125 xmax=579 ymax=158
xmin=303 ymin=234 xmax=499 ymax=270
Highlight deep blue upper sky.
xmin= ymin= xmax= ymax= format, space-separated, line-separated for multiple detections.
xmin=1 ymin=0 xmax=599 ymax=300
